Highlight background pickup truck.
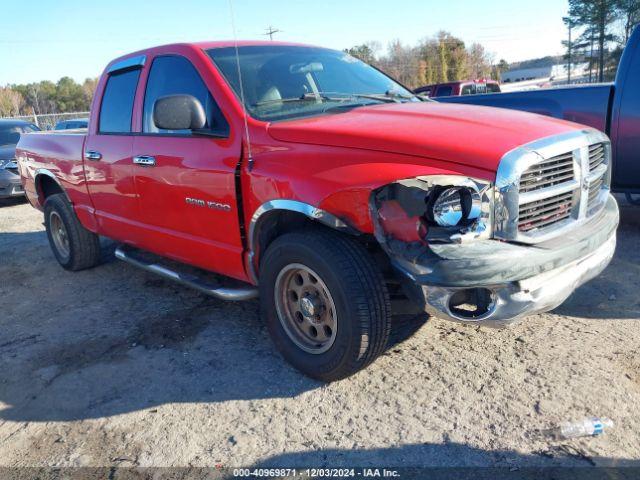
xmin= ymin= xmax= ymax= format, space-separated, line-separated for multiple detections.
xmin=440 ymin=26 xmax=640 ymax=201
xmin=414 ymin=79 xmax=501 ymax=98
xmin=17 ymin=41 xmax=619 ymax=381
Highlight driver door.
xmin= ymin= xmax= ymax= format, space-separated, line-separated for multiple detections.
xmin=131 ymin=54 xmax=245 ymax=279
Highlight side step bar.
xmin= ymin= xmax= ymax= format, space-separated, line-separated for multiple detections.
xmin=114 ymin=246 xmax=259 ymax=301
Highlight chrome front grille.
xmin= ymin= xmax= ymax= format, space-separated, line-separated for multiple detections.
xmin=518 ymin=191 xmax=574 ymax=232
xmin=519 ymin=152 xmax=575 ymax=194
xmin=494 ymin=130 xmax=611 ymax=243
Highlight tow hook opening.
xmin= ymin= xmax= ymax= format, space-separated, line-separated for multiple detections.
xmin=448 ymin=288 xmax=496 ymax=320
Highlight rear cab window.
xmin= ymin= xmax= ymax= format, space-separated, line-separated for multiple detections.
xmin=434 ymin=86 xmax=453 ymax=97
xmin=99 ymin=68 xmax=141 ymax=133
xmin=461 ymin=84 xmax=474 ymax=95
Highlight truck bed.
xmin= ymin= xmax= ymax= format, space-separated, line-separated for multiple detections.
xmin=18 ymin=130 xmax=89 ymax=210
xmin=438 ymin=84 xmax=614 ymax=134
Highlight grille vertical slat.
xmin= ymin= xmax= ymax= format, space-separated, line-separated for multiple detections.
xmin=587 ymin=143 xmax=607 ymax=211
xmin=589 ymin=144 xmax=606 ymax=171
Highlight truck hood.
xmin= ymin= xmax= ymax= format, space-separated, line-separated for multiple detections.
xmin=267 ymin=102 xmax=582 ymax=173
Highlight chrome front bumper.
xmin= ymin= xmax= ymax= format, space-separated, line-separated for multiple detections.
xmin=422 ymin=233 xmax=616 ymax=327
xmin=398 ymin=195 xmax=619 ymax=328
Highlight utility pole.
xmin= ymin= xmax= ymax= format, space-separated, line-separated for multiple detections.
xmin=589 ymin=30 xmax=595 ymax=83
xmin=563 ymin=16 xmax=573 ymax=85
xmin=264 ymin=26 xmax=281 ymax=41
xmin=568 ymin=22 xmax=572 ymax=84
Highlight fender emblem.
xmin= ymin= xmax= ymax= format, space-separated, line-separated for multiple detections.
xmin=186 ymin=197 xmax=232 ymax=212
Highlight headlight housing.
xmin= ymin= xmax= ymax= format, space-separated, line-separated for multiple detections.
xmin=371 ymin=175 xmax=493 ymax=247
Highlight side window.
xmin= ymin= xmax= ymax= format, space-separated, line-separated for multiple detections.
xmin=99 ymin=69 xmax=141 ymax=133
xmin=461 ymin=85 xmax=474 ymax=95
xmin=143 ymin=55 xmax=229 ymax=136
xmin=435 ymin=86 xmax=453 ymax=97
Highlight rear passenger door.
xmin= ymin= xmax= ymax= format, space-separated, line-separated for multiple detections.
xmin=130 ymin=54 xmax=244 ymax=278
xmin=84 ymin=64 xmax=141 ymax=240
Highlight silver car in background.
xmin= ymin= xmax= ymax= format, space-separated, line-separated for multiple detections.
xmin=0 ymin=119 xmax=40 ymax=199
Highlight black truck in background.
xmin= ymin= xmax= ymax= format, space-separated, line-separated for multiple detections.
xmin=440 ymin=26 xmax=640 ymax=204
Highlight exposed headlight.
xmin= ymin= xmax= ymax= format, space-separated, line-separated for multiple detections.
xmin=372 ymin=175 xmax=493 ymax=246
xmin=432 ymin=188 xmax=464 ymax=226
xmin=429 ymin=185 xmax=484 ymax=228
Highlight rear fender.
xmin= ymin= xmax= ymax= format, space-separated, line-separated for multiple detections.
xmin=34 ymin=169 xmax=98 ymax=233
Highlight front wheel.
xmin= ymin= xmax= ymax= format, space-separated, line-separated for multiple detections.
xmin=259 ymin=229 xmax=391 ymax=382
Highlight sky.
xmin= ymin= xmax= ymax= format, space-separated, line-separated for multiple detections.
xmin=0 ymin=0 xmax=569 ymax=85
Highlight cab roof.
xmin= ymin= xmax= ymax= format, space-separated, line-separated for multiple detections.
xmin=106 ymin=40 xmax=325 ymax=72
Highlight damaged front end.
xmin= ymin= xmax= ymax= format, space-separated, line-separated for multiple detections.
xmin=370 ymin=174 xmax=618 ymax=327
xmin=371 ymin=175 xmax=499 ymax=322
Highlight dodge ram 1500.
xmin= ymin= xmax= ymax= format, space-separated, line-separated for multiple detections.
xmin=17 ymin=41 xmax=619 ymax=381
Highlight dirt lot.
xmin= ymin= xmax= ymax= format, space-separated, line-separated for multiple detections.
xmin=0 ymin=196 xmax=639 ymax=470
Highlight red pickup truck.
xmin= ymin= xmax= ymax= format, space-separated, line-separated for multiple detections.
xmin=16 ymin=41 xmax=619 ymax=381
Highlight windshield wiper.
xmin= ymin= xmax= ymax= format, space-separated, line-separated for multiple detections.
xmin=385 ymin=90 xmax=416 ymax=100
xmin=253 ymin=90 xmax=419 ymax=108
xmin=253 ymin=92 xmax=339 ymax=107
xmin=337 ymin=91 xmax=417 ymax=103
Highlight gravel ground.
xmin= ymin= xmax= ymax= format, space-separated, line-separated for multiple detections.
xmin=0 ymin=196 xmax=639 ymax=470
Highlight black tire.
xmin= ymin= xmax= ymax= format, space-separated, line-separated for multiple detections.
xmin=259 ymin=228 xmax=391 ymax=382
xmin=44 ymin=193 xmax=101 ymax=271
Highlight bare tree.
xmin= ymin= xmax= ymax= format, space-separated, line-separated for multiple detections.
xmin=0 ymin=87 xmax=25 ymax=117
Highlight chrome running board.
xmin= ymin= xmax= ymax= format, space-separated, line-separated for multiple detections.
xmin=114 ymin=246 xmax=258 ymax=301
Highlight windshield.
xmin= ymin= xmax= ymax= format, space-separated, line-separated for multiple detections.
xmin=208 ymin=46 xmax=418 ymax=122
xmin=0 ymin=123 xmax=39 ymax=146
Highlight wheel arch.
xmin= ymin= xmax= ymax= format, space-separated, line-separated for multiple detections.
xmin=247 ymin=200 xmax=361 ymax=283
xmin=34 ymin=169 xmax=71 ymax=206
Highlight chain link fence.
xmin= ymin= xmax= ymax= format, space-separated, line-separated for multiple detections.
xmin=1 ymin=112 xmax=90 ymax=131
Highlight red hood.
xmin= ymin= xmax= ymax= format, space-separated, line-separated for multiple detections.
xmin=267 ymin=102 xmax=582 ymax=173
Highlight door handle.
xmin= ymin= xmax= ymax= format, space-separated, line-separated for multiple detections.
xmin=84 ymin=150 xmax=102 ymax=161
xmin=133 ymin=155 xmax=156 ymax=167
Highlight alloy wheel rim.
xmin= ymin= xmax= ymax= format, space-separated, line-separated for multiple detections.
xmin=274 ymin=263 xmax=337 ymax=354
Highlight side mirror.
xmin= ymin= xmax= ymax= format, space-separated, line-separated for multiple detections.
xmin=153 ymin=94 xmax=206 ymax=131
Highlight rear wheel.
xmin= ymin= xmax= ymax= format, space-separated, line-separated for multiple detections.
xmin=260 ymin=228 xmax=391 ymax=382
xmin=44 ymin=194 xmax=101 ymax=271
